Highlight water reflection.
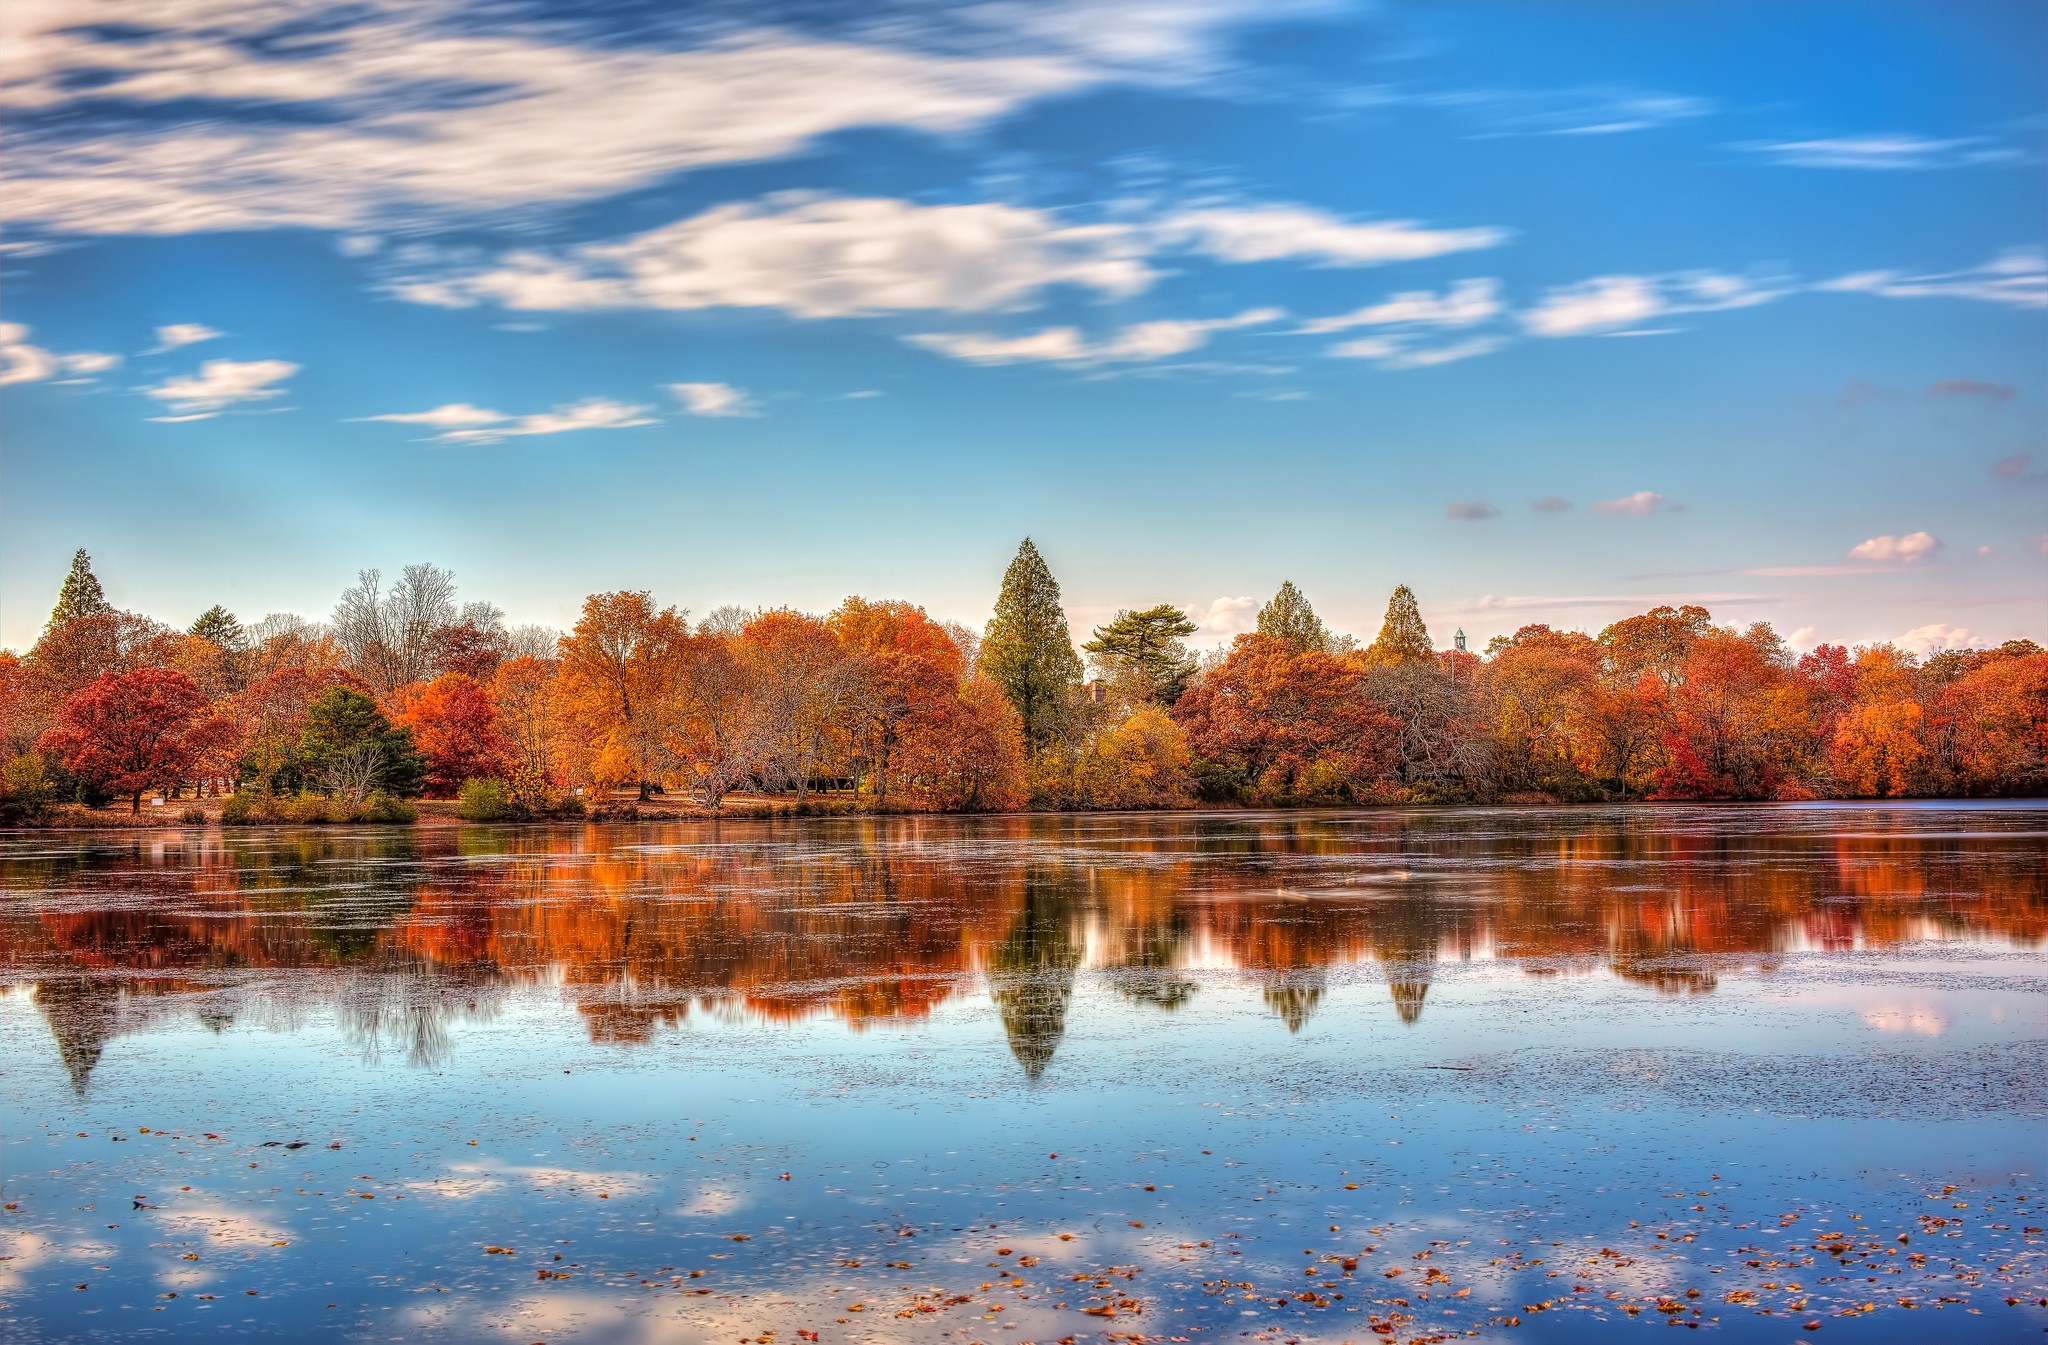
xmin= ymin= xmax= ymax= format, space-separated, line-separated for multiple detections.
xmin=3 ymin=806 xmax=2042 ymax=1090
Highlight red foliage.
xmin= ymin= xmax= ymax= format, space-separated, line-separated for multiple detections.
xmin=38 ymin=668 xmax=211 ymax=811
xmin=391 ymin=673 xmax=508 ymax=797
xmin=1173 ymin=634 xmax=1396 ymax=801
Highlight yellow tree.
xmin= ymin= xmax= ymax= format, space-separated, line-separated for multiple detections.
xmin=556 ymin=591 xmax=686 ymax=799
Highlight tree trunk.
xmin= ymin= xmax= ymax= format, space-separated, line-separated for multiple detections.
xmin=131 ymin=791 xmax=142 ymax=813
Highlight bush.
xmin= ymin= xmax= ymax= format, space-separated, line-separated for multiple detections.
xmin=0 ymin=753 xmax=55 ymax=824
xmin=358 ymin=791 xmax=417 ymax=824
xmin=178 ymin=805 xmax=206 ymax=825
xmin=220 ymin=790 xmax=267 ymax=824
xmin=457 ymin=777 xmax=514 ymax=821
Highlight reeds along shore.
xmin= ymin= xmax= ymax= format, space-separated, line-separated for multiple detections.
xmin=4 ymin=547 xmax=2045 ymax=823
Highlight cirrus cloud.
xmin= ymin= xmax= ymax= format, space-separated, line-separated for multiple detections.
xmin=363 ymin=398 xmax=656 ymax=444
xmin=145 ymin=358 xmax=296 ymax=418
xmin=910 ymin=308 xmax=1282 ymax=366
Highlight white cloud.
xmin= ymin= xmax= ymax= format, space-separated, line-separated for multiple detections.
xmin=1520 ymin=270 xmax=1788 ymax=337
xmin=1747 ymin=134 xmax=2018 ymax=170
xmin=910 ymin=307 xmax=1281 ymax=366
xmin=669 ymin=382 xmax=756 ymax=417
xmin=150 ymin=323 xmax=221 ymax=352
xmin=1896 ymin=623 xmax=1985 ymax=656
xmin=1296 ymin=278 xmax=1502 ymax=334
xmin=362 ymin=403 xmax=511 ymax=428
xmin=432 ymin=398 xmax=657 ymax=445
xmin=1333 ymin=334 xmax=1503 ymax=368
xmin=1819 ymin=249 xmax=2047 ymax=308
xmin=1848 ymin=531 xmax=1941 ymax=564
xmin=1 ymin=321 xmax=118 ymax=385
xmin=0 ymin=1 xmax=1304 ymax=236
xmin=398 ymin=194 xmax=1153 ymax=317
xmin=1162 ymin=205 xmax=1508 ymax=266
xmin=1591 ymin=491 xmax=1681 ymax=517
xmin=145 ymin=358 xmax=298 ymax=417
xmin=1192 ymin=595 xmax=1260 ymax=636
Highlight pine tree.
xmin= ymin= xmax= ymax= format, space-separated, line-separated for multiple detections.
xmin=981 ymin=538 xmax=1082 ymax=749
xmin=1363 ymin=584 xmax=1435 ymax=666
xmin=189 ymin=604 xmax=247 ymax=651
xmin=48 ymin=548 xmax=112 ymax=629
xmin=1084 ymin=604 xmax=1199 ymax=703
xmin=1255 ymin=580 xmax=1329 ymax=654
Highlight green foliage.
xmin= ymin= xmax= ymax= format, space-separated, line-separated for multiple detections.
xmin=359 ymin=791 xmax=417 ymax=823
xmin=48 ymin=548 xmax=113 ymax=630
xmin=1084 ymin=604 xmax=1199 ymax=704
xmin=298 ymin=688 xmax=427 ymax=798
xmin=189 ymin=604 xmax=247 ymax=650
xmin=980 ymin=538 xmax=1083 ymax=750
xmin=1363 ymin=584 xmax=1435 ymax=666
xmin=457 ymin=777 xmax=515 ymax=821
xmin=1255 ymin=581 xmax=1329 ymax=654
xmin=1 ymin=753 xmax=56 ymax=824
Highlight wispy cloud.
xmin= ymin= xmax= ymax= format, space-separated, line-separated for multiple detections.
xmin=144 ymin=358 xmax=296 ymax=418
xmin=1418 ymin=87 xmax=1714 ymax=137
xmin=1849 ymin=531 xmax=1941 ymax=564
xmin=1444 ymin=500 xmax=1500 ymax=521
xmin=910 ymin=308 xmax=1281 ymax=366
xmin=1160 ymin=206 xmax=1508 ymax=267
xmin=1591 ymin=490 xmax=1682 ymax=517
xmin=1 ymin=321 xmax=120 ymax=386
xmin=1521 ymin=271 xmax=1789 ymax=337
xmin=1818 ymin=249 xmax=2046 ymax=308
xmin=1296 ymin=279 xmax=1502 ymax=335
xmin=148 ymin=323 xmax=222 ymax=353
xmin=364 ymin=398 xmax=657 ymax=444
xmin=669 ymin=382 xmax=756 ymax=417
xmin=1 ymin=1 xmax=1313 ymax=237
xmin=1744 ymin=134 xmax=2023 ymax=170
xmin=1929 ymin=378 xmax=2015 ymax=402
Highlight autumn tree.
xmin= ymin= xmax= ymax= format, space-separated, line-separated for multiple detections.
xmin=1479 ymin=625 xmax=1604 ymax=794
xmin=556 ymin=590 xmax=686 ymax=798
xmin=1072 ymin=705 xmax=1193 ymax=808
xmin=655 ymin=627 xmax=763 ymax=810
xmin=1173 ymin=634 xmax=1395 ymax=803
xmin=980 ymin=539 xmax=1082 ymax=751
xmin=38 ymin=668 xmax=210 ymax=812
xmin=831 ymin=597 xmax=965 ymax=808
xmin=489 ymin=656 xmax=564 ymax=809
xmin=1255 ymin=580 xmax=1329 ymax=654
xmin=1084 ymin=605 xmax=1199 ymax=705
xmin=739 ymin=609 xmax=851 ymax=805
xmin=1361 ymin=584 xmax=1434 ymax=667
xmin=331 ymin=564 xmax=462 ymax=697
xmin=895 ymin=675 xmax=1027 ymax=811
xmin=232 ymin=666 xmax=368 ymax=794
xmin=391 ymin=673 xmax=508 ymax=797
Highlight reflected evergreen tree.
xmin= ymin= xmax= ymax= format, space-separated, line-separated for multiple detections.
xmin=35 ymin=978 xmax=119 ymax=1094
xmin=1261 ymin=968 xmax=1326 ymax=1032
xmin=986 ymin=871 xmax=1081 ymax=1079
xmin=1374 ymin=892 xmax=1443 ymax=1026
xmin=1107 ymin=910 xmax=1196 ymax=1009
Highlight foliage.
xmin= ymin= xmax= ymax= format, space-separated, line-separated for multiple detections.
xmin=391 ymin=673 xmax=506 ymax=797
xmin=457 ymin=777 xmax=515 ymax=820
xmin=49 ymin=548 xmax=113 ymax=629
xmin=38 ymin=668 xmax=216 ymax=812
xmin=1361 ymin=584 xmax=1435 ymax=667
xmin=1254 ymin=581 xmax=1329 ymax=654
xmin=980 ymin=538 xmax=1082 ymax=750
xmin=298 ymin=687 xmax=427 ymax=802
xmin=1 ymin=752 xmax=55 ymax=823
xmin=1173 ymin=634 xmax=1395 ymax=803
xmin=1084 ymin=604 xmax=1199 ymax=705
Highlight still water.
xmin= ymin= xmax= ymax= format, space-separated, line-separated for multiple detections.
xmin=2 ymin=805 xmax=2043 ymax=1344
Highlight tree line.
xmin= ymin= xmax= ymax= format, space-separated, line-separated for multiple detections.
xmin=2 ymin=541 xmax=2043 ymax=821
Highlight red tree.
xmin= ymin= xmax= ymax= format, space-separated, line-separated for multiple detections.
xmin=390 ymin=673 xmax=508 ymax=797
xmin=39 ymin=668 xmax=210 ymax=811
xmin=1174 ymin=634 xmax=1396 ymax=802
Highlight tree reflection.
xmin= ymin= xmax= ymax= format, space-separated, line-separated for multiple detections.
xmin=2 ymin=808 xmax=2042 ymax=1090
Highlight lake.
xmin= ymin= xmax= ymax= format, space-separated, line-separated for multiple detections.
xmin=2 ymin=805 xmax=2043 ymax=1343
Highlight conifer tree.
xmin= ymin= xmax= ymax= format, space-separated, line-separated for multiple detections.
xmin=981 ymin=538 xmax=1082 ymax=749
xmin=189 ymin=604 xmax=247 ymax=651
xmin=48 ymin=548 xmax=112 ymax=629
xmin=1363 ymin=584 xmax=1435 ymax=666
xmin=1084 ymin=604 xmax=1199 ymax=704
xmin=1255 ymin=580 xmax=1329 ymax=654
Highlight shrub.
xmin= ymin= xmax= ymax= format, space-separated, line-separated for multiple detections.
xmin=457 ymin=778 xmax=514 ymax=821
xmin=178 ymin=805 xmax=206 ymax=825
xmin=358 ymin=791 xmax=417 ymax=824
xmin=220 ymin=790 xmax=268 ymax=824
xmin=0 ymin=753 xmax=55 ymax=824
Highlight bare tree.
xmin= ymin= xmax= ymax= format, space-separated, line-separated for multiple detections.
xmin=504 ymin=624 xmax=562 ymax=660
xmin=321 ymin=742 xmax=387 ymax=809
xmin=331 ymin=564 xmax=460 ymax=695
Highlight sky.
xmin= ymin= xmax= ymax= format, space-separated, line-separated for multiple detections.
xmin=3 ymin=0 xmax=2044 ymax=655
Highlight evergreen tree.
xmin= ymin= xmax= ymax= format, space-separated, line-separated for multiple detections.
xmin=1255 ymin=580 xmax=1329 ymax=653
xmin=1363 ymin=584 xmax=1435 ymax=666
xmin=298 ymin=687 xmax=428 ymax=798
xmin=48 ymin=548 xmax=112 ymax=629
xmin=981 ymin=538 xmax=1082 ymax=749
xmin=189 ymin=604 xmax=248 ymax=651
xmin=1084 ymin=604 xmax=1199 ymax=704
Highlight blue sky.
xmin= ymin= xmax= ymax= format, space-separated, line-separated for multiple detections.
xmin=3 ymin=0 xmax=2043 ymax=653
